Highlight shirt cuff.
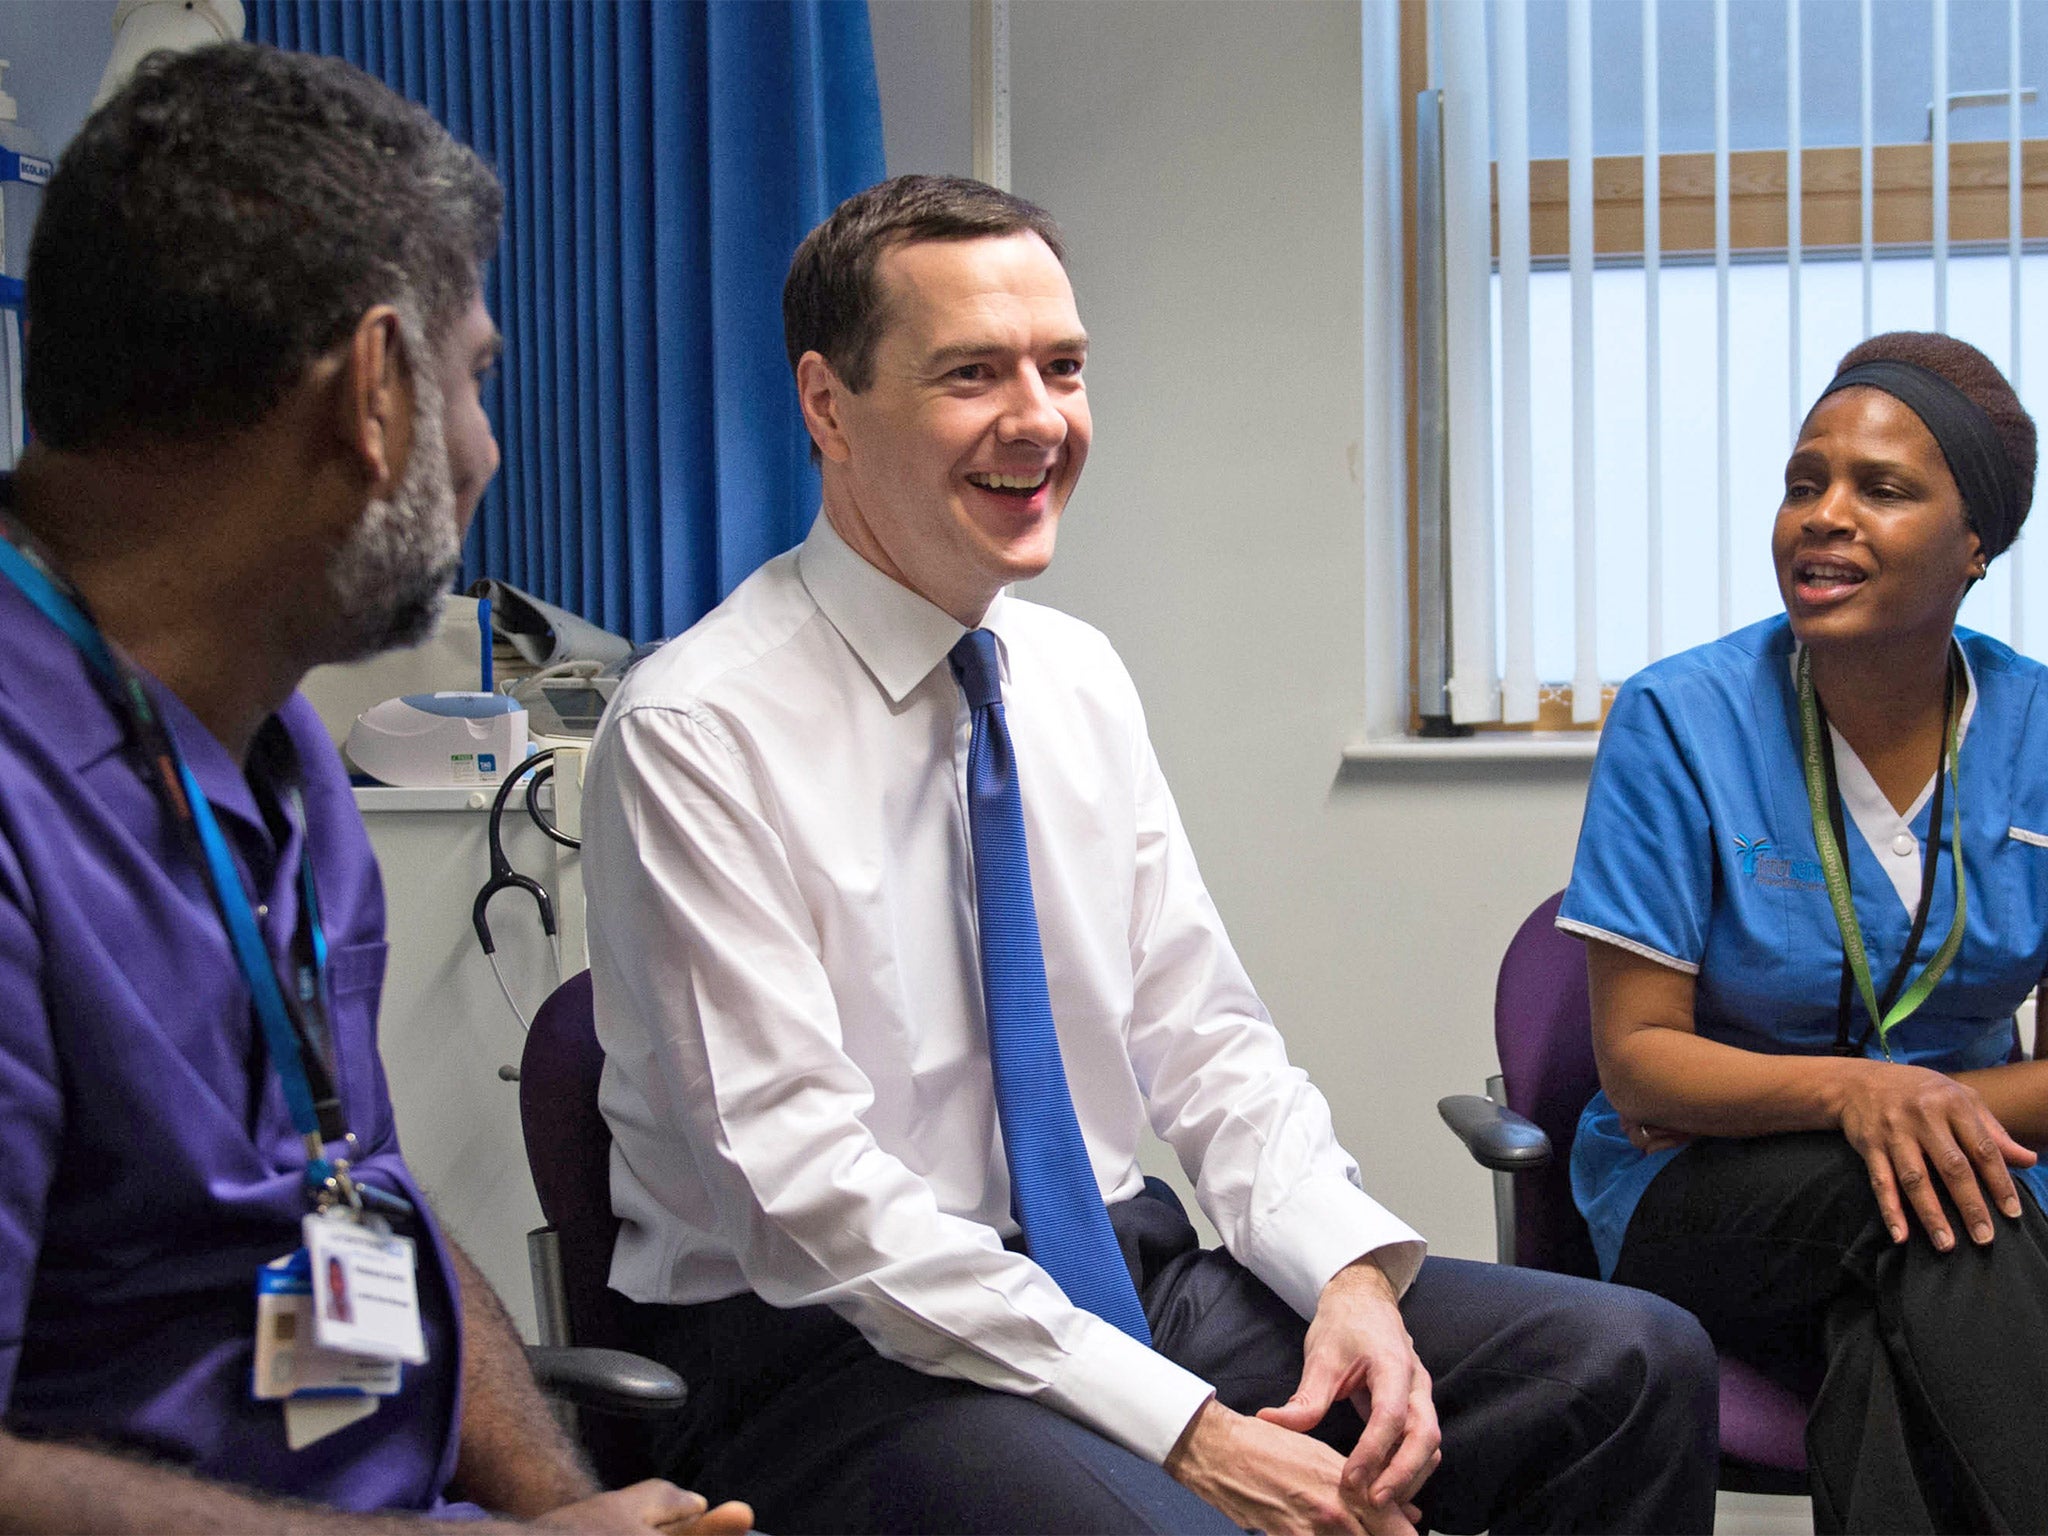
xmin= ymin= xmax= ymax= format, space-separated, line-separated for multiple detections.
xmin=1244 ymin=1175 xmax=1427 ymax=1320
xmin=1035 ymin=1312 xmax=1218 ymax=1465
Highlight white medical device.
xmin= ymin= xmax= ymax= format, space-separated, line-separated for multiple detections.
xmin=346 ymin=692 xmax=529 ymax=789
xmin=505 ymin=668 xmax=620 ymax=746
xmin=94 ymin=0 xmax=247 ymax=109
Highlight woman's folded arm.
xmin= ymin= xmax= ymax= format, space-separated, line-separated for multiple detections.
xmin=1589 ymin=939 xmax=2034 ymax=1249
xmin=1951 ymin=1059 xmax=2048 ymax=1144
xmin=1590 ymin=940 xmax=1864 ymax=1137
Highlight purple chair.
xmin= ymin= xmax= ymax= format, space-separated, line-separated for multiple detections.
xmin=1437 ymin=892 xmax=1810 ymax=1498
xmin=518 ymin=968 xmax=685 ymax=1483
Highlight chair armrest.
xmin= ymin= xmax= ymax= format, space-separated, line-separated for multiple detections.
xmin=525 ymin=1344 xmax=688 ymax=1418
xmin=1437 ymin=1094 xmax=1552 ymax=1172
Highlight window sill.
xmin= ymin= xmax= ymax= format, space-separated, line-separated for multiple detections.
xmin=1343 ymin=732 xmax=1600 ymax=764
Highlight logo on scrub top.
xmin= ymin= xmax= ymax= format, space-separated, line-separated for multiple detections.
xmin=1734 ymin=835 xmax=1825 ymax=891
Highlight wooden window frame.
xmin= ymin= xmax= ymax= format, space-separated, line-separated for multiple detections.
xmin=1513 ymin=140 xmax=2048 ymax=261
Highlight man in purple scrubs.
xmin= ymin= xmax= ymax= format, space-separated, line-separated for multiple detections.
xmin=0 ymin=43 xmax=734 ymax=1533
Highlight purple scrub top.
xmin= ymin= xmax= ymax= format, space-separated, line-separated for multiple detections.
xmin=0 ymin=561 xmax=469 ymax=1511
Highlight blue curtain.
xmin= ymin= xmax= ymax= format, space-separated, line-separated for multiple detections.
xmin=249 ymin=0 xmax=885 ymax=642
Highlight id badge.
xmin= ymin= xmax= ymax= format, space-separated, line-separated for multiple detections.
xmin=253 ymin=1250 xmax=400 ymax=1451
xmin=303 ymin=1209 xmax=428 ymax=1364
xmin=253 ymin=1253 xmax=403 ymax=1399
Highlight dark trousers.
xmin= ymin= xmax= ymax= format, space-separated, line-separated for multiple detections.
xmin=1612 ymin=1131 xmax=2048 ymax=1534
xmin=626 ymin=1186 xmax=1718 ymax=1535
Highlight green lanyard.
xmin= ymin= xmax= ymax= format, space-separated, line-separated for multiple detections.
xmin=1796 ymin=645 xmax=1967 ymax=1060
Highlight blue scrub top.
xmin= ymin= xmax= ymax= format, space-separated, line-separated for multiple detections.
xmin=1560 ymin=614 xmax=2048 ymax=1278
xmin=0 ymin=562 xmax=472 ymax=1510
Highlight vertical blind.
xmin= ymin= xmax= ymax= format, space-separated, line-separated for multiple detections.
xmin=1421 ymin=0 xmax=2037 ymax=728
xmin=1438 ymin=0 xmax=1499 ymax=723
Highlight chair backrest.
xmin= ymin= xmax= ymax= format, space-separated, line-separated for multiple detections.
xmin=1493 ymin=892 xmax=1602 ymax=1278
xmin=1497 ymin=897 xmax=1813 ymax=1488
xmin=519 ymin=969 xmax=635 ymax=1352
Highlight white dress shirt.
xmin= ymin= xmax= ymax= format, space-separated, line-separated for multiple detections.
xmin=583 ymin=515 xmax=1424 ymax=1463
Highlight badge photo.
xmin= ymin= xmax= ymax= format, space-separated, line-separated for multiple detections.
xmin=305 ymin=1212 xmax=428 ymax=1365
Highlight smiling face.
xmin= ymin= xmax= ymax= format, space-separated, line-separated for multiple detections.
xmin=1772 ymin=386 xmax=1987 ymax=660
xmin=800 ymin=232 xmax=1090 ymax=626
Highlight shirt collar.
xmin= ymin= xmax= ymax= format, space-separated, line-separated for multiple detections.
xmin=0 ymin=541 xmax=269 ymax=832
xmin=1783 ymin=637 xmax=1980 ymax=757
xmin=154 ymin=674 xmax=270 ymax=833
xmin=0 ymin=571 xmax=128 ymax=771
xmin=796 ymin=514 xmax=1016 ymax=704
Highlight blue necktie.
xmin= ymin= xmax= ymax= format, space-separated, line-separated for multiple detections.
xmin=949 ymin=629 xmax=1152 ymax=1344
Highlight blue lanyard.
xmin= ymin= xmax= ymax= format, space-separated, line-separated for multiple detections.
xmin=0 ymin=521 xmax=371 ymax=1210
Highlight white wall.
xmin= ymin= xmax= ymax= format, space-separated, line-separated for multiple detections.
xmin=868 ymin=0 xmax=1596 ymax=1262
xmin=868 ymin=0 xmax=971 ymax=182
xmin=0 ymin=3 xmax=120 ymax=162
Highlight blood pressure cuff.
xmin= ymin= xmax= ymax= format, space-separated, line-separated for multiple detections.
xmin=469 ymin=578 xmax=633 ymax=670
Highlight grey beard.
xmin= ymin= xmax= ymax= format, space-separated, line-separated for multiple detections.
xmin=323 ymin=362 xmax=462 ymax=663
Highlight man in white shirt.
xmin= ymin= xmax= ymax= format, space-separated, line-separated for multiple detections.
xmin=582 ymin=175 xmax=1718 ymax=1536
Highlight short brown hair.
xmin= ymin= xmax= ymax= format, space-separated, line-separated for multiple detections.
xmin=782 ymin=174 xmax=1065 ymax=393
xmin=1828 ymin=331 xmax=2036 ymax=533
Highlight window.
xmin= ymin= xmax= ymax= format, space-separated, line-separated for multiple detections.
xmin=1372 ymin=0 xmax=2048 ymax=744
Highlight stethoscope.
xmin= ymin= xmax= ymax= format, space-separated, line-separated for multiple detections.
xmin=472 ymin=746 xmax=580 ymax=1036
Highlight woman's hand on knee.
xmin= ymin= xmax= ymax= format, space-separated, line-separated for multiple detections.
xmin=1833 ymin=1060 xmax=2030 ymax=1249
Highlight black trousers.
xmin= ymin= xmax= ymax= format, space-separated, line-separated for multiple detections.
xmin=1612 ymin=1130 xmax=2048 ymax=1534
xmin=625 ymin=1186 xmax=1718 ymax=1535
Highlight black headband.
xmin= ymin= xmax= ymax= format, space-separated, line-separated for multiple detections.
xmin=1815 ymin=358 xmax=2026 ymax=561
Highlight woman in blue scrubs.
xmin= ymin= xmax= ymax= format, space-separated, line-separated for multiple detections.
xmin=1560 ymin=331 xmax=2048 ymax=1534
